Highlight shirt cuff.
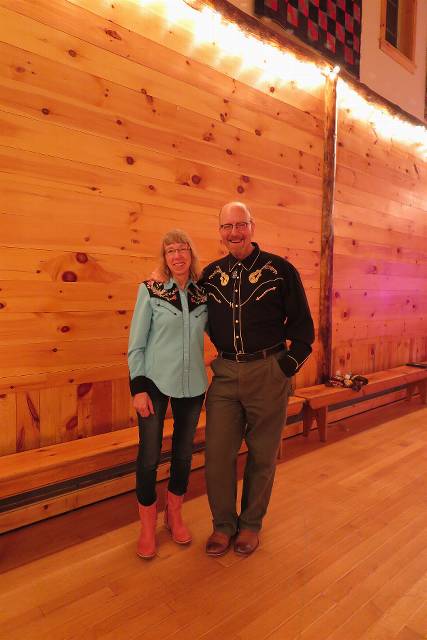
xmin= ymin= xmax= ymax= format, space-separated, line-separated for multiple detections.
xmin=129 ymin=375 xmax=150 ymax=396
xmin=278 ymin=354 xmax=299 ymax=378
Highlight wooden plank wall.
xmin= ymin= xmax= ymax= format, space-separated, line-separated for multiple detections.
xmin=333 ymin=108 xmax=427 ymax=375
xmin=0 ymin=0 xmax=322 ymax=455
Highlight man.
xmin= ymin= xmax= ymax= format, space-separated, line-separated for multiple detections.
xmin=200 ymin=201 xmax=314 ymax=556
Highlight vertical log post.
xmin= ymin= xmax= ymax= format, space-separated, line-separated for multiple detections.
xmin=318 ymin=73 xmax=338 ymax=383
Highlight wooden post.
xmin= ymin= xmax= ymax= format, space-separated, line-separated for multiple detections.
xmin=317 ymin=73 xmax=338 ymax=383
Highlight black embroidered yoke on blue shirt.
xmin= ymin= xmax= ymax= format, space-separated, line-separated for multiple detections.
xmin=199 ymin=243 xmax=314 ymax=377
xmin=145 ymin=279 xmax=207 ymax=311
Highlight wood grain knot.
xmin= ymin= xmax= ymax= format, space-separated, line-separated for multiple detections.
xmin=105 ymin=29 xmax=122 ymax=40
xmin=66 ymin=416 xmax=78 ymax=431
xmin=78 ymin=383 xmax=92 ymax=398
xmin=62 ymin=271 xmax=78 ymax=282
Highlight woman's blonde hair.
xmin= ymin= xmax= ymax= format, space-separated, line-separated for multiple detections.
xmin=159 ymin=229 xmax=201 ymax=282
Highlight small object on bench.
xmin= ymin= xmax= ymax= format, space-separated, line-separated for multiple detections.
xmin=326 ymin=372 xmax=368 ymax=392
xmin=406 ymin=362 xmax=427 ymax=369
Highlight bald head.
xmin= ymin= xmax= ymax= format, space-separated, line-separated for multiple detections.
xmin=219 ymin=201 xmax=252 ymax=225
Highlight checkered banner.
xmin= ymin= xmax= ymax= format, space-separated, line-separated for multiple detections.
xmin=255 ymin=0 xmax=362 ymax=76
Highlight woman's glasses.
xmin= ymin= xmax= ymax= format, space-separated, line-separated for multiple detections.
xmin=165 ymin=246 xmax=191 ymax=256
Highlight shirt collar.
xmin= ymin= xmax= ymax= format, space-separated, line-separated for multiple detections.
xmin=165 ymin=278 xmax=194 ymax=290
xmin=228 ymin=243 xmax=260 ymax=272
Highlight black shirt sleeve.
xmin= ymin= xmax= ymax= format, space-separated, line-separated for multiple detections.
xmin=279 ymin=261 xmax=315 ymax=377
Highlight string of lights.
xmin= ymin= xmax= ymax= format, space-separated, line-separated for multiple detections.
xmin=136 ymin=0 xmax=427 ymax=158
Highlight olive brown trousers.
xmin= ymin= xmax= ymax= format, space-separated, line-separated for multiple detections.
xmin=205 ymin=352 xmax=292 ymax=536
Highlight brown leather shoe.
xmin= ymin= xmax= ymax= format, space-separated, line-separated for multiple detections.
xmin=205 ymin=531 xmax=232 ymax=557
xmin=234 ymin=529 xmax=259 ymax=555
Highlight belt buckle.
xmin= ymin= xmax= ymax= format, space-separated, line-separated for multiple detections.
xmin=236 ymin=352 xmax=246 ymax=363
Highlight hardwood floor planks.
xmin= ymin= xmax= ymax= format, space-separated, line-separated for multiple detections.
xmin=1 ymin=402 xmax=426 ymax=639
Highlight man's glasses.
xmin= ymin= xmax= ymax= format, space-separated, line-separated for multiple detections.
xmin=219 ymin=221 xmax=251 ymax=231
xmin=165 ymin=246 xmax=191 ymax=256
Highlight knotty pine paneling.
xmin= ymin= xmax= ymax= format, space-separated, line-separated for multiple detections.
xmin=0 ymin=311 xmax=132 ymax=343
xmin=16 ymin=391 xmax=40 ymax=452
xmin=0 ymin=77 xmax=323 ymax=181
xmin=0 ymin=393 xmax=16 ymax=455
xmin=0 ymin=364 xmax=128 ymax=395
xmin=339 ymin=117 xmax=427 ymax=184
xmin=0 ymin=248 xmax=154 ymax=283
xmin=0 ymin=0 xmax=323 ymax=454
xmin=9 ymin=382 xmax=138 ymax=452
xmin=333 ymin=108 xmax=427 ymax=376
xmin=0 ymin=5 xmax=323 ymax=154
xmin=9 ymin=0 xmax=325 ymax=124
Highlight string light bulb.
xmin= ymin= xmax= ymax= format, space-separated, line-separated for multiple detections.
xmin=328 ymin=65 xmax=341 ymax=80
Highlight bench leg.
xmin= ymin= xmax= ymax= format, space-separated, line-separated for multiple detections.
xmin=277 ymin=433 xmax=284 ymax=460
xmin=418 ymin=380 xmax=427 ymax=404
xmin=407 ymin=381 xmax=427 ymax=404
xmin=316 ymin=407 xmax=328 ymax=442
xmin=302 ymin=405 xmax=315 ymax=437
xmin=406 ymin=383 xmax=416 ymax=401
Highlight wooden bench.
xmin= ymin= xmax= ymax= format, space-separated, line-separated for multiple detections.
xmin=295 ymin=364 xmax=427 ymax=442
xmin=0 ymin=413 xmax=207 ymax=533
xmin=0 ymin=413 xmax=205 ymax=501
xmin=0 ymin=397 xmax=302 ymax=532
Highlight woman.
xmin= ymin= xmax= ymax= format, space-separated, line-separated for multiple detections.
xmin=128 ymin=230 xmax=207 ymax=559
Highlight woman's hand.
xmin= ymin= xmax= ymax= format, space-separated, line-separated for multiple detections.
xmin=134 ymin=392 xmax=154 ymax=418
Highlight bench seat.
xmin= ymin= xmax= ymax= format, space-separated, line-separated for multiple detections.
xmin=295 ymin=364 xmax=427 ymax=442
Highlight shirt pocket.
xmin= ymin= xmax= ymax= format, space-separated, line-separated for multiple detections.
xmin=193 ymin=304 xmax=208 ymax=319
xmin=152 ymin=299 xmax=179 ymax=316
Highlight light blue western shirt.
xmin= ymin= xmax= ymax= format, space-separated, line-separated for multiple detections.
xmin=128 ymin=279 xmax=208 ymax=398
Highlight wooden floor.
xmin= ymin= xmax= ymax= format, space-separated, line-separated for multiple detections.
xmin=1 ymin=400 xmax=427 ymax=640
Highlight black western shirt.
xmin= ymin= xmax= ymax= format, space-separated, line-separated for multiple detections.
xmin=199 ymin=243 xmax=315 ymax=377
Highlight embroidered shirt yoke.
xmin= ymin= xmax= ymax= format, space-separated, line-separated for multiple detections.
xmin=199 ymin=243 xmax=314 ymax=377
